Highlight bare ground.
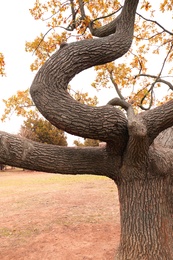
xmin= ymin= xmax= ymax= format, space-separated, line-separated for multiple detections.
xmin=0 ymin=170 xmax=120 ymax=260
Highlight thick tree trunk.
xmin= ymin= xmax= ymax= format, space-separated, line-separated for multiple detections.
xmin=116 ymin=177 xmax=173 ymax=260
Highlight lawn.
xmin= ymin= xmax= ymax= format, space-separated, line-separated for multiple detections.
xmin=0 ymin=170 xmax=120 ymax=260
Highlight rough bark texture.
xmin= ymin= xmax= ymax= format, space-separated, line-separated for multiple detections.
xmin=0 ymin=0 xmax=173 ymax=259
xmin=117 ymin=177 xmax=173 ymax=260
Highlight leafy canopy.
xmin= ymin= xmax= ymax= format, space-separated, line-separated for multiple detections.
xmin=1 ymin=0 xmax=173 ymax=121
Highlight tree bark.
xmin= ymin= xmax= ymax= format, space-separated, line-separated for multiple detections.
xmin=116 ymin=177 xmax=173 ymax=260
xmin=0 ymin=131 xmax=121 ymax=178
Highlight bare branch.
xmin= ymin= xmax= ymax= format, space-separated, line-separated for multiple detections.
xmin=107 ymin=69 xmax=125 ymax=100
xmin=136 ymin=74 xmax=173 ymax=91
xmin=130 ymin=50 xmax=143 ymax=74
xmin=158 ymin=43 xmax=173 ymax=77
xmin=139 ymin=85 xmax=154 ymax=111
xmin=78 ymin=0 xmax=86 ymax=20
xmin=69 ymin=0 xmax=77 ymax=30
xmin=134 ymin=31 xmax=164 ymax=41
xmin=107 ymin=97 xmax=130 ymax=111
xmin=90 ymin=7 xmax=122 ymax=25
xmin=32 ymin=28 xmax=53 ymax=56
xmin=136 ymin=12 xmax=173 ymax=36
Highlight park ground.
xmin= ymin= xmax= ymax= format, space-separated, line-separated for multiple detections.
xmin=0 ymin=170 xmax=120 ymax=260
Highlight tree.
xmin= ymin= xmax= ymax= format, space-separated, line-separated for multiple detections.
xmin=19 ymin=116 xmax=67 ymax=146
xmin=0 ymin=0 xmax=173 ymax=259
xmin=74 ymin=138 xmax=100 ymax=147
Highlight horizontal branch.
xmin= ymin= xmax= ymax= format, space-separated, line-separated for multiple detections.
xmin=0 ymin=131 xmax=120 ymax=179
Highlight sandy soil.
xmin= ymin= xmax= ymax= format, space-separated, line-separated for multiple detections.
xmin=0 ymin=170 xmax=120 ymax=260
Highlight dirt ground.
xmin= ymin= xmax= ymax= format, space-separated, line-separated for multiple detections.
xmin=0 ymin=170 xmax=120 ymax=260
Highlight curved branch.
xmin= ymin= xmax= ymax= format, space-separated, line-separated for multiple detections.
xmin=142 ymin=100 xmax=173 ymax=145
xmin=107 ymin=97 xmax=130 ymax=111
xmin=88 ymin=0 xmax=138 ymax=37
xmin=0 ymin=131 xmax=120 ymax=179
xmin=139 ymin=85 xmax=154 ymax=111
xmin=136 ymin=74 xmax=173 ymax=91
xmin=89 ymin=8 xmax=122 ymax=37
xmin=30 ymin=0 xmax=139 ymax=151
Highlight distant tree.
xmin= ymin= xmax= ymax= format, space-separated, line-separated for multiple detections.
xmin=74 ymin=138 xmax=99 ymax=147
xmin=19 ymin=117 xmax=67 ymax=146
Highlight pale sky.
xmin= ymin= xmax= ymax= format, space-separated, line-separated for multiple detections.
xmin=0 ymin=0 xmax=97 ymax=145
xmin=0 ymin=1 xmax=172 ymax=145
xmin=0 ymin=1 xmax=42 ymax=132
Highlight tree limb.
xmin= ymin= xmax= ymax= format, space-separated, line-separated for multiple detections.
xmin=0 ymin=131 xmax=120 ymax=179
xmin=88 ymin=0 xmax=138 ymax=37
xmin=136 ymin=74 xmax=173 ymax=91
xmin=136 ymin=12 xmax=173 ymax=36
xmin=30 ymin=0 xmax=139 ymax=150
xmin=142 ymin=100 xmax=173 ymax=145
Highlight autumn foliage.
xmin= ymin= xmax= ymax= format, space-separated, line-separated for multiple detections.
xmin=0 ymin=53 xmax=5 ymax=76
xmin=19 ymin=117 xmax=67 ymax=146
xmin=1 ymin=0 xmax=173 ymax=129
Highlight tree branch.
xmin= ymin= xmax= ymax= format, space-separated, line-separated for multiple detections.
xmin=136 ymin=12 xmax=173 ymax=36
xmin=107 ymin=69 xmax=125 ymax=100
xmin=136 ymin=74 xmax=173 ymax=91
xmin=107 ymin=97 xmax=130 ymax=111
xmin=142 ymin=100 xmax=173 ymax=145
xmin=88 ymin=0 xmax=138 ymax=37
xmin=30 ymin=0 xmax=139 ymax=151
xmin=0 ymin=131 xmax=120 ymax=179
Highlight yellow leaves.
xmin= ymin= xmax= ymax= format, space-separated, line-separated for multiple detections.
xmin=68 ymin=85 xmax=98 ymax=106
xmin=160 ymin=0 xmax=173 ymax=12
xmin=0 ymin=52 xmax=6 ymax=76
xmin=26 ymin=31 xmax=68 ymax=71
xmin=93 ymin=62 xmax=133 ymax=91
xmin=23 ymin=0 xmax=173 ymax=113
xmin=141 ymin=1 xmax=151 ymax=11
xmin=1 ymin=89 xmax=35 ymax=122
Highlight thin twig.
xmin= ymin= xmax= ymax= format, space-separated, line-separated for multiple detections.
xmin=137 ymin=12 xmax=173 ymax=36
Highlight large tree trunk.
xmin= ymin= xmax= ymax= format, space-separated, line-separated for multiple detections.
xmin=116 ymin=176 xmax=173 ymax=260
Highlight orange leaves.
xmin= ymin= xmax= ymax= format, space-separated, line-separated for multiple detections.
xmin=1 ymin=89 xmax=35 ymax=122
xmin=26 ymin=31 xmax=68 ymax=71
xmin=92 ymin=62 xmax=132 ymax=92
xmin=68 ymin=86 xmax=98 ymax=107
xmin=160 ymin=0 xmax=173 ymax=12
xmin=141 ymin=1 xmax=151 ymax=11
xmin=0 ymin=53 xmax=6 ymax=76
xmin=24 ymin=0 xmax=173 ymax=113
